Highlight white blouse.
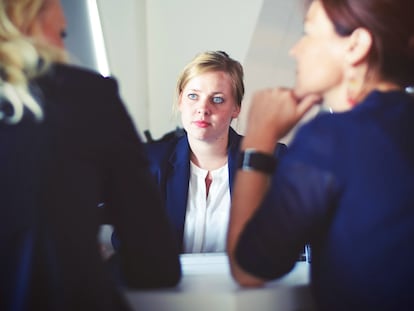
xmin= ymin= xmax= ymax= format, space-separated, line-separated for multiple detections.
xmin=182 ymin=161 xmax=230 ymax=253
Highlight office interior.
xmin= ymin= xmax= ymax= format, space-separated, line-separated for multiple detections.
xmin=59 ymin=1 xmax=315 ymax=310
xmin=62 ymin=0 xmax=309 ymax=144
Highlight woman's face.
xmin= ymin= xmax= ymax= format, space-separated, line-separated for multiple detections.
xmin=178 ymin=70 xmax=240 ymax=143
xmin=290 ymin=1 xmax=349 ymax=108
xmin=33 ymin=0 xmax=67 ymax=48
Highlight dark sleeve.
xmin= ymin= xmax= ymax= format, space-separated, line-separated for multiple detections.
xmin=235 ymin=126 xmax=339 ymax=280
xmin=99 ymin=77 xmax=181 ymax=288
xmin=275 ymin=142 xmax=288 ymax=158
xmin=110 ymin=142 xmax=166 ymax=252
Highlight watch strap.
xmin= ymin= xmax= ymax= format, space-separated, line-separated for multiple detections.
xmin=237 ymin=149 xmax=277 ymax=175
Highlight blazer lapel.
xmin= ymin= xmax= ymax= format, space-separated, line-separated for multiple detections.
xmin=166 ymin=136 xmax=191 ymax=247
xmin=227 ymin=128 xmax=242 ymax=194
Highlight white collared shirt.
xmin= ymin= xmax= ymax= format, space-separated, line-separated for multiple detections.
xmin=183 ymin=161 xmax=230 ymax=253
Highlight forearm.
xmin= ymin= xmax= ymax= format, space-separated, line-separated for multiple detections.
xmin=227 ymin=167 xmax=271 ymax=286
xmin=227 ymin=88 xmax=319 ymax=286
xmin=227 ymin=135 xmax=277 ymax=286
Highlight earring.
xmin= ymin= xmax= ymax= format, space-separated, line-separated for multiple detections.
xmin=344 ymin=54 xmax=364 ymax=107
xmin=345 ymin=66 xmax=363 ymax=107
xmin=346 ymin=79 xmax=358 ymax=107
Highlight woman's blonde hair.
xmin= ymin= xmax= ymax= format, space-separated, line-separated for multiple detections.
xmin=0 ymin=0 xmax=67 ymax=123
xmin=174 ymin=51 xmax=244 ymax=114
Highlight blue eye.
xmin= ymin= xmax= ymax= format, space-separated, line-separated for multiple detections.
xmin=212 ymin=96 xmax=224 ymax=104
xmin=188 ymin=93 xmax=198 ymax=100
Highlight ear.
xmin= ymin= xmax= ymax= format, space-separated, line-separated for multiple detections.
xmin=177 ymin=93 xmax=183 ymax=111
xmin=346 ymin=27 xmax=373 ymax=66
xmin=231 ymin=104 xmax=241 ymax=118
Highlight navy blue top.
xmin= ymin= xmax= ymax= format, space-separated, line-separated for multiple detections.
xmin=236 ymin=90 xmax=414 ymax=311
xmin=144 ymin=127 xmax=287 ymax=251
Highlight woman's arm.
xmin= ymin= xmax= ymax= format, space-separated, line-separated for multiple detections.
xmin=227 ymin=88 xmax=319 ymax=286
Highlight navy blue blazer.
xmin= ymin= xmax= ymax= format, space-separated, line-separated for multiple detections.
xmin=144 ymin=127 xmax=287 ymax=251
xmin=235 ymin=90 xmax=414 ymax=310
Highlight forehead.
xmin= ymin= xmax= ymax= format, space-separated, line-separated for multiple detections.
xmin=41 ymin=0 xmax=66 ymax=22
xmin=184 ymin=71 xmax=233 ymax=91
xmin=305 ymin=1 xmax=335 ymax=32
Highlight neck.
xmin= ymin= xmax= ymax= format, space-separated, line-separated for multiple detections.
xmin=188 ymin=136 xmax=228 ymax=171
xmin=323 ymin=83 xmax=349 ymax=112
xmin=354 ymin=80 xmax=402 ymax=105
xmin=374 ymin=81 xmax=402 ymax=93
xmin=323 ymin=79 xmax=402 ymax=112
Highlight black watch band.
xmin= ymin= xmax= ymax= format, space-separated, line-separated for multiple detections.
xmin=237 ymin=149 xmax=277 ymax=175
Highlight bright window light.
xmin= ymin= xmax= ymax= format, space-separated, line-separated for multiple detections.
xmin=86 ymin=0 xmax=110 ymax=77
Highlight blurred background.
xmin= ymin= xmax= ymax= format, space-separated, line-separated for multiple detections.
xmin=61 ymin=0 xmax=306 ymax=143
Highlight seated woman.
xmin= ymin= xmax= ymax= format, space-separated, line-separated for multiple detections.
xmin=144 ymin=51 xmax=287 ymax=253
xmin=0 ymin=0 xmax=181 ymax=310
xmin=227 ymin=0 xmax=414 ymax=310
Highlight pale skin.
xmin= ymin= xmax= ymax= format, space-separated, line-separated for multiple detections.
xmin=178 ymin=70 xmax=240 ymax=196
xmin=226 ymin=0 xmax=401 ymax=286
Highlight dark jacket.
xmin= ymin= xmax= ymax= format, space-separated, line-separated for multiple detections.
xmin=235 ymin=90 xmax=414 ymax=311
xmin=0 ymin=64 xmax=181 ymax=311
xmin=144 ymin=127 xmax=287 ymax=251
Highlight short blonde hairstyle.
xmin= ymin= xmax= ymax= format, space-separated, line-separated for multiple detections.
xmin=175 ymin=51 xmax=244 ymax=113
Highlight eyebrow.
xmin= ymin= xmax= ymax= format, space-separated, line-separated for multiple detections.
xmin=187 ymin=89 xmax=225 ymax=95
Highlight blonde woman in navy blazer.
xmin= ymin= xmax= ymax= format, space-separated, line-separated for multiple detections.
xmin=0 ymin=1 xmax=180 ymax=310
xmin=145 ymin=127 xmax=286 ymax=253
xmin=143 ymin=51 xmax=287 ymax=253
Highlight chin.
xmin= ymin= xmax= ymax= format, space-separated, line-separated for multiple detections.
xmin=188 ymin=130 xmax=207 ymax=140
xmin=294 ymin=85 xmax=323 ymax=102
xmin=292 ymin=86 xmax=308 ymax=100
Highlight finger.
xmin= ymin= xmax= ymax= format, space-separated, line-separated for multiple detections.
xmin=297 ymin=94 xmax=321 ymax=116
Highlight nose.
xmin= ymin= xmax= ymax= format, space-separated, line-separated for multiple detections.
xmin=289 ymin=43 xmax=297 ymax=57
xmin=196 ymin=97 xmax=211 ymax=116
xmin=289 ymin=37 xmax=301 ymax=58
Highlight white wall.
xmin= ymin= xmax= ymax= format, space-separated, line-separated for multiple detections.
xmin=237 ymin=0 xmax=315 ymax=143
xmin=95 ymin=0 xmax=306 ymax=141
xmin=145 ymin=0 xmax=263 ymax=139
xmin=96 ymin=0 xmax=148 ymax=137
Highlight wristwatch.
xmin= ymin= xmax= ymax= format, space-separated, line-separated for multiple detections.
xmin=237 ymin=148 xmax=277 ymax=175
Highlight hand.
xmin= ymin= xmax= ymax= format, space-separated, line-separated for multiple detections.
xmin=242 ymin=87 xmax=321 ymax=151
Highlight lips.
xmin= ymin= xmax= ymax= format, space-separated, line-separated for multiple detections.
xmin=193 ymin=120 xmax=210 ymax=128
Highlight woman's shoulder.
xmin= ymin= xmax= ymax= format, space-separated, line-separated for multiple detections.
xmin=38 ymin=63 xmax=119 ymax=92
xmin=50 ymin=63 xmax=107 ymax=79
xmin=144 ymin=132 xmax=188 ymax=162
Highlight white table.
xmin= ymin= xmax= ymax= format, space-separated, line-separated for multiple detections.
xmin=125 ymin=253 xmax=316 ymax=311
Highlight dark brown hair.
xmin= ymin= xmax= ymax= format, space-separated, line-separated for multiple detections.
xmin=319 ymin=0 xmax=414 ymax=87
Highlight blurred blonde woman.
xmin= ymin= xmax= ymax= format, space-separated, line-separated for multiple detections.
xmin=0 ymin=1 xmax=180 ymax=310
